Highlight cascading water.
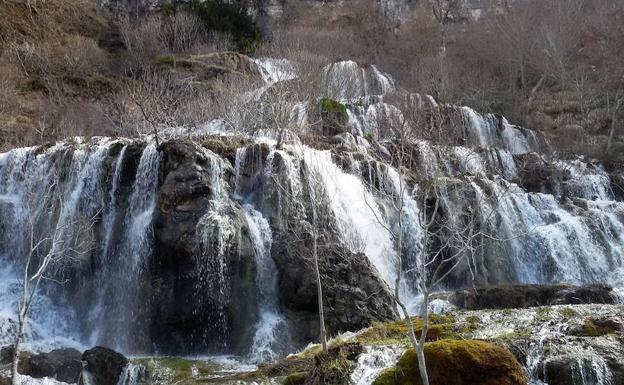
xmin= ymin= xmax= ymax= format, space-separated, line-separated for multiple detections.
xmin=90 ymin=143 xmax=161 ymax=353
xmin=195 ymin=152 xmax=233 ymax=348
xmin=0 ymin=57 xmax=623 ymax=384
xmin=244 ymin=204 xmax=285 ymax=362
xmin=350 ymin=346 xmax=404 ymax=385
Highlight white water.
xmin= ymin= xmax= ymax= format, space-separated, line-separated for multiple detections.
xmin=298 ymin=146 xmax=398 ymax=286
xmin=245 ymin=204 xmax=284 ymax=363
xmin=116 ymin=363 xmax=146 ymax=385
xmin=350 ymin=346 xmax=404 ymax=385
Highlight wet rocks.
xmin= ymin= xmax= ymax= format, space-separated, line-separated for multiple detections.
xmin=567 ymin=316 xmax=623 ymax=337
xmin=82 ymin=346 xmax=128 ymax=385
xmin=0 ymin=346 xmax=82 ymax=384
xmin=449 ymin=284 xmax=616 ymax=310
xmin=273 ymin=232 xmax=397 ymax=343
xmin=27 ymin=348 xmax=83 ymax=383
xmin=152 ymin=140 xmax=257 ymax=354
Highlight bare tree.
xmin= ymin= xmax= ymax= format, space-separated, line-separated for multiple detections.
xmin=428 ymin=0 xmax=464 ymax=98
xmin=11 ymin=181 xmax=95 ymax=384
xmin=362 ymin=109 xmax=504 ymax=385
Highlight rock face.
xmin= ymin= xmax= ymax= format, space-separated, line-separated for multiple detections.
xmin=273 ymin=232 xmax=397 ymax=343
xmin=373 ymin=340 xmax=527 ymax=385
xmin=82 ymin=347 xmax=128 ymax=385
xmin=449 ymin=284 xmax=616 ymax=310
xmin=151 ymin=141 xmax=258 ymax=354
xmin=27 ymin=348 xmax=83 ymax=383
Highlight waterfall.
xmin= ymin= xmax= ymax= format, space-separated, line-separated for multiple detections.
xmin=89 ymin=143 xmax=162 ymax=352
xmin=299 ymin=146 xmax=398 ymax=286
xmin=245 ymin=204 xmax=285 ymax=362
xmin=116 ymin=363 xmax=146 ymax=385
xmin=253 ymin=58 xmax=297 ymax=84
xmin=196 ymin=152 xmax=234 ymax=348
xmin=350 ymin=346 xmax=404 ymax=385
xmin=323 ymin=61 xmax=395 ymax=101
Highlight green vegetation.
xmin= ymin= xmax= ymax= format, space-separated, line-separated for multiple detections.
xmin=373 ymin=340 xmax=527 ymax=385
xmin=320 ymin=98 xmax=348 ymax=136
xmin=188 ymin=0 xmax=261 ymax=54
xmin=568 ymin=317 xmax=622 ymax=337
xmin=155 ymin=55 xmax=196 ymax=69
xmin=535 ymin=307 xmax=552 ymax=322
xmin=557 ymin=307 xmax=578 ymax=320
xmin=356 ymin=316 xmax=456 ymax=346
xmin=262 ymin=341 xmax=362 ymax=385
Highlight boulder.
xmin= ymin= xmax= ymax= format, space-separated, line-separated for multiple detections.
xmin=538 ymin=345 xmax=624 ymax=385
xmin=273 ymin=231 xmax=397 ymax=343
xmin=82 ymin=347 xmax=127 ymax=385
xmin=450 ymin=284 xmax=615 ymax=310
xmin=27 ymin=348 xmax=82 ymax=383
xmin=0 ymin=346 xmax=33 ymax=376
xmin=373 ymin=340 xmax=527 ymax=385
xmin=568 ymin=317 xmax=623 ymax=337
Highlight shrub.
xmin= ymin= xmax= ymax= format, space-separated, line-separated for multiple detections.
xmin=9 ymin=35 xmax=106 ymax=80
xmin=188 ymin=0 xmax=261 ymax=55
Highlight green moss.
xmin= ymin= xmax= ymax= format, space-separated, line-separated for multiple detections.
xmin=569 ymin=318 xmax=621 ymax=337
xmin=492 ymin=329 xmax=532 ymax=346
xmin=373 ymin=340 xmax=527 ymax=385
xmin=284 ymin=372 xmax=308 ymax=385
xmin=135 ymin=357 xmax=219 ymax=384
xmin=320 ymin=98 xmax=348 ymax=135
xmin=535 ymin=307 xmax=552 ymax=322
xmin=357 ymin=317 xmax=456 ymax=346
xmin=155 ymin=55 xmax=196 ymax=69
xmin=558 ymin=307 xmax=578 ymax=320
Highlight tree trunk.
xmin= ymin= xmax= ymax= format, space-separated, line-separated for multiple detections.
xmin=417 ymin=291 xmax=431 ymax=385
xmin=607 ymin=98 xmax=623 ymax=153
xmin=313 ymin=229 xmax=327 ymax=353
xmin=11 ymin=310 xmax=26 ymax=385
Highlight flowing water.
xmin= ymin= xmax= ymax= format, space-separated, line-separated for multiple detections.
xmin=0 ymin=59 xmax=623 ymax=384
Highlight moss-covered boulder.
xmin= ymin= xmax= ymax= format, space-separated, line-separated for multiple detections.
xmin=568 ymin=317 xmax=623 ymax=337
xmin=373 ymin=340 xmax=527 ymax=385
xmin=320 ymin=98 xmax=348 ymax=136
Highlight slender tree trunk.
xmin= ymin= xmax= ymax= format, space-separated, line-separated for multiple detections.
xmin=438 ymin=25 xmax=448 ymax=99
xmin=416 ymin=290 xmax=430 ymax=385
xmin=312 ymin=215 xmax=327 ymax=353
xmin=607 ymin=98 xmax=623 ymax=153
xmin=394 ymin=193 xmax=429 ymax=385
xmin=11 ymin=309 xmax=26 ymax=385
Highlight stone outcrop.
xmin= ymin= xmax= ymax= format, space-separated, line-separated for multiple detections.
xmin=273 ymin=231 xmax=397 ymax=343
xmin=449 ymin=284 xmax=616 ymax=310
xmin=82 ymin=347 xmax=128 ymax=385
xmin=27 ymin=348 xmax=83 ymax=383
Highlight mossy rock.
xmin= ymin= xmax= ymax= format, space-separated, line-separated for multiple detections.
xmin=320 ymin=98 xmax=348 ymax=136
xmin=568 ymin=317 xmax=623 ymax=337
xmin=373 ymin=340 xmax=527 ymax=385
